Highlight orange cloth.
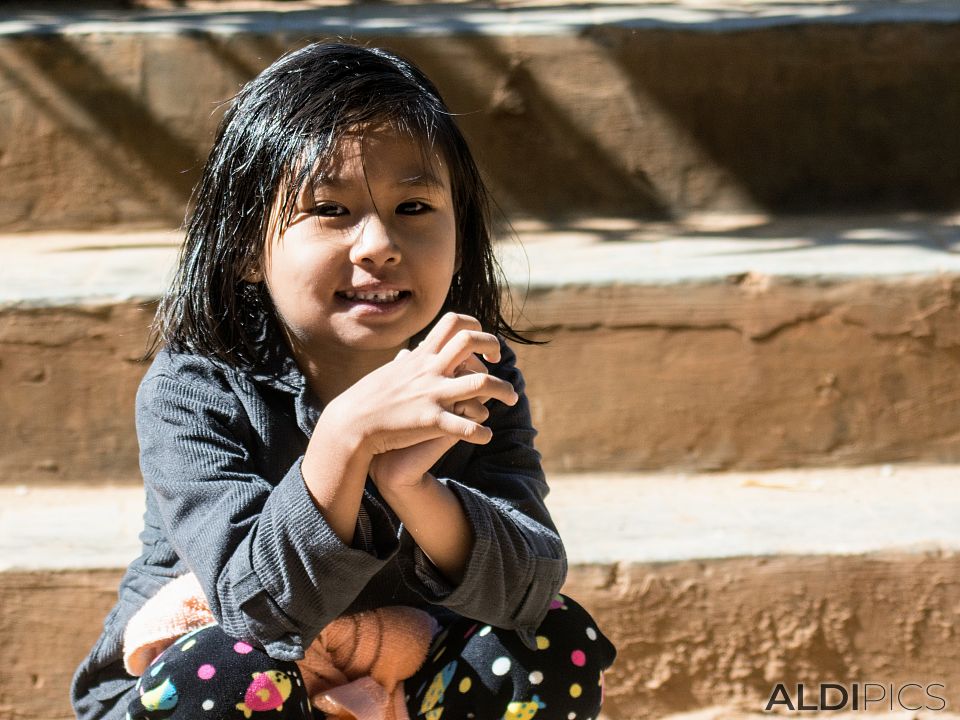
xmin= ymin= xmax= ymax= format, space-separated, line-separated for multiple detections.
xmin=123 ymin=573 xmax=437 ymax=720
xmin=303 ymin=607 xmax=436 ymax=720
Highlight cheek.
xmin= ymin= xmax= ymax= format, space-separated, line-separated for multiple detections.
xmin=425 ymin=243 xmax=458 ymax=296
xmin=433 ymin=215 xmax=459 ymax=274
xmin=270 ymin=227 xmax=336 ymax=275
xmin=266 ymin=249 xmax=340 ymax=311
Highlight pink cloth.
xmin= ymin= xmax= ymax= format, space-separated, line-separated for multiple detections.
xmin=123 ymin=573 xmax=437 ymax=720
xmin=122 ymin=573 xmax=216 ymax=676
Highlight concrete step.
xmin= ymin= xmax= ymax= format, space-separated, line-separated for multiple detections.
xmin=5 ymin=216 xmax=960 ymax=483
xmin=2 ymin=465 xmax=959 ymax=719
xmin=1 ymin=1 xmax=959 ymax=230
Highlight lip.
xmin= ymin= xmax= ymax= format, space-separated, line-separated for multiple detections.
xmin=336 ymin=282 xmax=407 ymax=294
xmin=333 ymin=286 xmax=413 ymax=316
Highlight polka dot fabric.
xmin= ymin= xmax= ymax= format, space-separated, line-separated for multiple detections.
xmin=405 ymin=594 xmax=616 ymax=720
xmin=127 ymin=625 xmax=314 ymax=720
xmin=125 ymin=595 xmax=614 ymax=720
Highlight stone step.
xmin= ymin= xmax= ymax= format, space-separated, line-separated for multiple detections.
xmin=2 ymin=465 xmax=959 ymax=719
xmin=1 ymin=1 xmax=959 ymax=230
xmin=4 ymin=217 xmax=960 ymax=483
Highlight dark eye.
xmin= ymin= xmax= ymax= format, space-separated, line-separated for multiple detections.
xmin=313 ymin=202 xmax=348 ymax=217
xmin=397 ymin=201 xmax=431 ymax=215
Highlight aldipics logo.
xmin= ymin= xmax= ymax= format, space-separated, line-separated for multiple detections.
xmin=765 ymin=683 xmax=947 ymax=712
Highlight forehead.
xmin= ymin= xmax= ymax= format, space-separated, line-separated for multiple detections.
xmin=313 ymin=126 xmax=450 ymax=190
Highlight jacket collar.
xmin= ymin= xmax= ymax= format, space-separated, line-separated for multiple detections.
xmin=242 ymin=309 xmax=324 ymax=435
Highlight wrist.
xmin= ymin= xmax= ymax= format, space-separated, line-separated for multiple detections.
xmin=320 ymin=395 xmax=375 ymax=459
xmin=376 ymin=471 xmax=434 ymax=505
xmin=305 ymin=403 xmax=373 ymax=486
xmin=299 ymin=397 xmax=375 ymax=547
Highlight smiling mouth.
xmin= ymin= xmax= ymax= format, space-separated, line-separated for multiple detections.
xmin=336 ymin=289 xmax=411 ymax=304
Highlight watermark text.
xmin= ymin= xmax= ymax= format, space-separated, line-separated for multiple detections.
xmin=765 ymin=683 xmax=947 ymax=712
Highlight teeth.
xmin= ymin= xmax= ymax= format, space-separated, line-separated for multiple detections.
xmin=341 ymin=290 xmax=401 ymax=302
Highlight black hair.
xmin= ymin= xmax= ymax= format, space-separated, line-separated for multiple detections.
xmin=150 ymin=41 xmax=534 ymax=370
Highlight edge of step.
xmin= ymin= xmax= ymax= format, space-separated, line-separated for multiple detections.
xmin=3 ymin=1 xmax=960 ymax=38
xmin=3 ymin=464 xmax=959 ymax=572
xmin=4 ymin=215 xmax=960 ymax=309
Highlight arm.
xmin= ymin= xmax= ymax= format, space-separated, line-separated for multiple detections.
xmin=376 ymin=471 xmax=473 ymax=584
xmin=138 ymin=315 xmax=515 ymax=659
xmin=393 ymin=341 xmax=568 ymax=645
xmin=310 ymin=312 xmax=517 ymax=582
xmin=136 ymin=356 xmax=398 ymax=661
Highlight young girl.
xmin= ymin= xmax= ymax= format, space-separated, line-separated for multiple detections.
xmin=72 ymin=42 xmax=615 ymax=720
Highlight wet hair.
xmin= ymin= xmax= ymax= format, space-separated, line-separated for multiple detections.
xmin=150 ymin=41 xmax=534 ymax=370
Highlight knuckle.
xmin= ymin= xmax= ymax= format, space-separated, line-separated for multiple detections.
xmin=444 ymin=312 xmax=474 ymax=332
xmin=426 ymin=407 xmax=445 ymax=429
xmin=482 ymin=374 xmax=507 ymax=392
xmin=472 ymin=374 xmax=489 ymax=393
xmin=428 ymin=353 xmax=447 ymax=372
xmin=452 ymin=329 xmax=474 ymax=350
xmin=458 ymin=313 xmax=482 ymax=329
xmin=433 ymin=312 xmax=459 ymax=335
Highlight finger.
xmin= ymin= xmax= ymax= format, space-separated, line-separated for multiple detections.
xmin=436 ymin=330 xmax=501 ymax=374
xmin=395 ymin=347 xmax=412 ymax=359
xmin=453 ymin=353 xmax=488 ymax=378
xmin=451 ymin=399 xmax=490 ymax=424
xmin=452 ymin=357 xmax=490 ymax=402
xmin=445 ymin=373 xmax=518 ymax=406
xmin=436 ymin=411 xmax=493 ymax=445
xmin=417 ymin=312 xmax=482 ymax=355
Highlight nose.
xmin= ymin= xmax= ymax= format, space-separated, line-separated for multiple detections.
xmin=349 ymin=214 xmax=400 ymax=267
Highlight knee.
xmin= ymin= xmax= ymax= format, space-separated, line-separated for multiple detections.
xmin=129 ymin=625 xmax=311 ymax=720
xmin=496 ymin=594 xmax=616 ymax=713
xmin=535 ymin=594 xmax=617 ymax=670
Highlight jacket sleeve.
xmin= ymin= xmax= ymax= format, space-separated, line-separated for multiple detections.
xmin=135 ymin=363 xmax=399 ymax=662
xmin=395 ymin=340 xmax=567 ymax=648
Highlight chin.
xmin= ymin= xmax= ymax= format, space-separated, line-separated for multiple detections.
xmin=334 ymin=325 xmax=421 ymax=352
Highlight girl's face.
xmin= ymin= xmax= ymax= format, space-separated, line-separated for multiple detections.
xmin=259 ymin=128 xmax=458 ymax=363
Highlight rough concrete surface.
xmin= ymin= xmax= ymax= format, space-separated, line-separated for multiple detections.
xmin=515 ymin=274 xmax=960 ymax=472
xmin=0 ymin=302 xmax=155 ymax=484
xmin=6 ymin=222 xmax=960 ymax=481
xmin=0 ymin=8 xmax=959 ymax=229
xmin=10 ymin=276 xmax=960 ymax=480
xmin=3 ymin=467 xmax=959 ymax=718
xmin=574 ymin=554 xmax=960 ymax=719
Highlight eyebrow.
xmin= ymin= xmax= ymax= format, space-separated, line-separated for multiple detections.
xmin=397 ymin=171 xmax=445 ymax=188
xmin=311 ymin=170 xmax=445 ymax=190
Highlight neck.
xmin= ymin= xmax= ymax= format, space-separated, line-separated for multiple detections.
xmin=288 ymin=338 xmax=400 ymax=406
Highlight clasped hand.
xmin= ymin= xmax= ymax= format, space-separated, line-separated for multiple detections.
xmin=325 ymin=313 xmax=519 ymax=494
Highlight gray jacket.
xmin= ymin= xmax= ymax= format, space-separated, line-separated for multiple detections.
xmin=71 ymin=338 xmax=566 ymax=720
